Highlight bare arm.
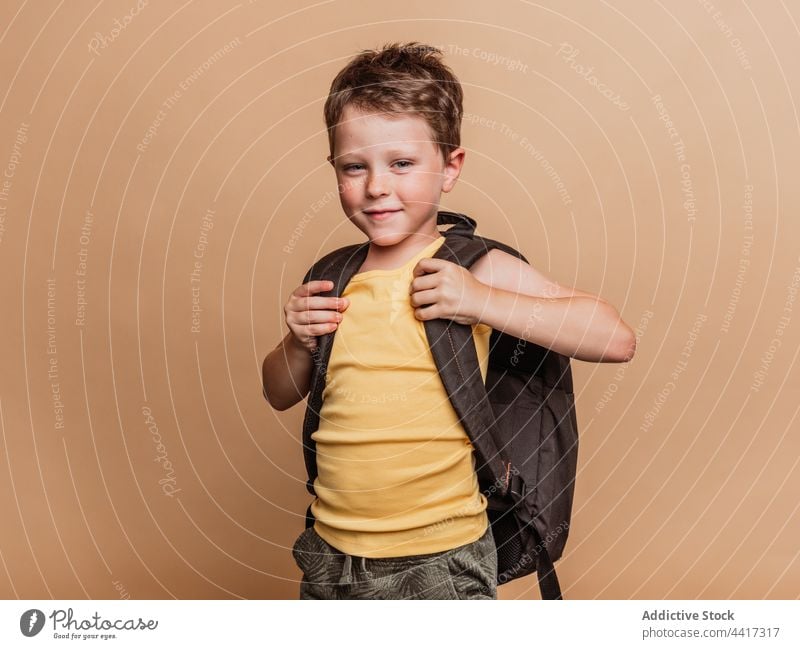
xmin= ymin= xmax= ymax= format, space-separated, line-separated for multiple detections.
xmin=262 ymin=331 xmax=314 ymax=411
xmin=469 ymin=249 xmax=636 ymax=362
xmin=262 ymin=278 xmax=349 ymax=411
xmin=411 ymin=248 xmax=636 ymax=362
xmin=473 ymin=288 xmax=635 ymax=362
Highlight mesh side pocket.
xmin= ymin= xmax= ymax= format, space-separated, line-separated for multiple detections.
xmin=488 ymin=504 xmax=542 ymax=583
xmin=487 ymin=506 xmax=523 ymax=578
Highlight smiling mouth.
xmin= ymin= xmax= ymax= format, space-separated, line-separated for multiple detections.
xmin=364 ymin=209 xmax=401 ymax=220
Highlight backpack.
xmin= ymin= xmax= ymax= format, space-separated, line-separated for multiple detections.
xmin=298 ymin=210 xmax=579 ymax=600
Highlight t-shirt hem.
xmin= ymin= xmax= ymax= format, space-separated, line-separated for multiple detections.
xmin=313 ymin=512 xmax=489 ymax=559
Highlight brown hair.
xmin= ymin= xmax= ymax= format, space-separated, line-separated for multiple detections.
xmin=323 ymin=41 xmax=463 ymax=165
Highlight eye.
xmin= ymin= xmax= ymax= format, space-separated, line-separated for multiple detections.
xmin=394 ymin=160 xmax=413 ymax=168
xmin=342 ymin=164 xmax=363 ymax=172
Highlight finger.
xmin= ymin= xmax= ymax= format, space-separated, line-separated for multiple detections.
xmin=409 ymin=287 xmax=438 ymax=308
xmin=408 ymin=273 xmax=437 ymax=295
xmin=308 ymin=321 xmax=339 ymax=335
xmin=412 ymin=257 xmax=442 ymax=277
xmin=298 ymin=280 xmax=334 ymax=296
xmin=413 ymin=304 xmax=438 ymax=321
xmin=301 ymin=310 xmax=343 ymax=325
xmin=305 ymin=296 xmax=349 ymax=311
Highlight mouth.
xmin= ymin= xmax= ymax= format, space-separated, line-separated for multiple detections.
xmin=364 ymin=208 xmax=402 ymax=221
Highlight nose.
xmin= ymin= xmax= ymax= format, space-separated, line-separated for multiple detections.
xmin=365 ymin=170 xmax=389 ymax=198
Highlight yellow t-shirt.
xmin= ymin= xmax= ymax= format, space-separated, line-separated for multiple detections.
xmin=310 ymin=235 xmax=493 ymax=557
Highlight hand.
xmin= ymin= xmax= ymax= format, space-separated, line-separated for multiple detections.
xmin=284 ymin=280 xmax=349 ymax=353
xmin=409 ymin=257 xmax=488 ymax=325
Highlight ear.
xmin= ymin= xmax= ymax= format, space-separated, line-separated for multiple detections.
xmin=441 ymin=147 xmax=465 ymax=193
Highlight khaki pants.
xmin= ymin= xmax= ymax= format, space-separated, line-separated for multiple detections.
xmin=291 ymin=524 xmax=498 ymax=600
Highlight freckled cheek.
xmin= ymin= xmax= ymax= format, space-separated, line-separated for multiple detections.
xmin=337 ymin=179 xmax=365 ymax=208
xmin=401 ymin=173 xmax=437 ymax=199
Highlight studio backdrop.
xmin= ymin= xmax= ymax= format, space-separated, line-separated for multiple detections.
xmin=0 ymin=0 xmax=797 ymax=599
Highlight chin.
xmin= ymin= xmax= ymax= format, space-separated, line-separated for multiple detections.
xmin=366 ymin=231 xmax=408 ymax=246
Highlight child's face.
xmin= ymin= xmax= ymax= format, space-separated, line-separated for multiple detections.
xmin=328 ymin=104 xmax=464 ymax=246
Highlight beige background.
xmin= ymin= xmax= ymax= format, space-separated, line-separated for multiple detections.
xmin=0 ymin=0 xmax=798 ymax=600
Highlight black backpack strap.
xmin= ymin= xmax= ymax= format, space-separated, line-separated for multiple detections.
xmin=529 ymin=523 xmax=563 ymax=599
xmin=426 ymin=228 xmax=559 ymax=496
xmin=436 ymin=210 xmax=478 ymax=237
xmin=299 ymin=241 xmax=371 ymax=497
xmin=424 ymin=233 xmax=513 ymax=495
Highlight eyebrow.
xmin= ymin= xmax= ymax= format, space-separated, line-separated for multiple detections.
xmin=335 ymin=148 xmax=419 ymax=162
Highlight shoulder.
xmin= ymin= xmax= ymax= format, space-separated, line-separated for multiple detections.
xmin=469 ymin=247 xmax=529 ymax=291
xmin=470 ymin=246 xmax=602 ymax=301
xmin=302 ymin=243 xmax=365 ymax=283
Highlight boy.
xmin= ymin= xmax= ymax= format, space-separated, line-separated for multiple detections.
xmin=263 ymin=41 xmax=636 ymax=599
